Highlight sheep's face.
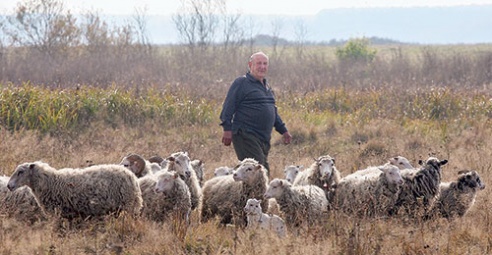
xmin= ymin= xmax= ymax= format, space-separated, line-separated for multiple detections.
xmin=264 ymin=179 xmax=289 ymax=199
xmin=233 ymin=163 xmax=263 ymax=184
xmin=317 ymin=157 xmax=335 ymax=180
xmin=379 ymin=164 xmax=404 ymax=186
xmin=120 ymin=154 xmax=145 ymax=177
xmin=168 ymin=152 xmax=192 ymax=179
xmin=8 ymin=161 xmax=48 ymax=191
xmin=458 ymin=170 xmax=486 ymax=191
xmin=389 ymin=156 xmax=413 ymax=170
xmin=284 ymin=165 xmax=302 ymax=183
xmin=244 ymin=198 xmax=262 ymax=214
xmin=155 ymin=172 xmax=178 ymax=194
xmin=214 ymin=166 xmax=233 ymax=177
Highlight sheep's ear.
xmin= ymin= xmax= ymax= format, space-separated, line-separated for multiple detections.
xmin=258 ymin=199 xmax=262 ymax=203
xmin=439 ymin=159 xmax=448 ymax=167
xmin=167 ymin=156 xmax=176 ymax=162
xmin=418 ymin=159 xmax=424 ymax=166
xmin=254 ymin=165 xmax=262 ymax=171
xmin=332 ymin=158 xmax=336 ymax=165
xmin=29 ymin=163 xmax=36 ymax=169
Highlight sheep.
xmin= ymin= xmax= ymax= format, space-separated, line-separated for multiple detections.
xmin=284 ymin=165 xmax=303 ymax=183
xmin=120 ymin=153 xmax=162 ymax=177
xmin=389 ymin=156 xmax=414 ymax=170
xmin=292 ymin=155 xmax=341 ymax=201
xmin=164 ymin=151 xmax=202 ymax=211
xmin=191 ymin=159 xmax=205 ymax=186
xmin=138 ymin=171 xmax=191 ymax=223
xmin=264 ymin=178 xmax=328 ymax=229
xmin=7 ymin=161 xmax=143 ymax=220
xmin=333 ymin=163 xmax=404 ymax=218
xmin=391 ymin=157 xmax=448 ymax=218
xmin=0 ymin=175 xmax=46 ymax=224
xmin=213 ymin=166 xmax=234 ymax=177
xmin=426 ymin=170 xmax=485 ymax=219
xmin=244 ymin=198 xmax=286 ymax=238
xmin=200 ymin=158 xmax=269 ymax=227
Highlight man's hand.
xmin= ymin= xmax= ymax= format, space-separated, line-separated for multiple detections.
xmin=282 ymin=131 xmax=292 ymax=144
xmin=222 ymin=130 xmax=233 ymax=146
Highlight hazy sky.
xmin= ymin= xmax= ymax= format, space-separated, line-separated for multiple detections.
xmin=2 ymin=0 xmax=492 ymax=15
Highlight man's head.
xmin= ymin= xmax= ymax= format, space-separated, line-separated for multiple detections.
xmin=248 ymin=52 xmax=269 ymax=82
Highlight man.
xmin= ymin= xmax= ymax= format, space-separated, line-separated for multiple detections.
xmin=220 ymin=51 xmax=292 ymax=175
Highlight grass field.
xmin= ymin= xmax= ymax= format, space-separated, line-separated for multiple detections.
xmin=0 ymin=77 xmax=491 ymax=254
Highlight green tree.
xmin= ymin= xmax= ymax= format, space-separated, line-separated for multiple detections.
xmin=336 ymin=38 xmax=377 ymax=63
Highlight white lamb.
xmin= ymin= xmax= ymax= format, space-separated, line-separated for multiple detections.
xmin=284 ymin=165 xmax=303 ymax=183
xmin=120 ymin=153 xmax=162 ymax=177
xmin=244 ymin=198 xmax=286 ymax=238
xmin=213 ymin=166 xmax=234 ymax=177
xmin=427 ymin=170 xmax=485 ymax=219
xmin=200 ymin=158 xmax=269 ymax=227
xmin=264 ymin=178 xmax=328 ymax=229
xmin=7 ymin=161 xmax=143 ymax=220
xmin=333 ymin=163 xmax=404 ymax=218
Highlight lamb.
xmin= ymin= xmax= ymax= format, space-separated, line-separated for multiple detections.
xmin=244 ymin=198 xmax=286 ymax=237
xmin=164 ymin=151 xmax=202 ymax=211
xmin=200 ymin=158 xmax=269 ymax=227
xmin=191 ymin=159 xmax=205 ymax=186
xmin=139 ymin=171 xmax=191 ymax=223
xmin=7 ymin=161 xmax=143 ymax=220
xmin=391 ymin=157 xmax=448 ymax=218
xmin=120 ymin=153 xmax=162 ymax=177
xmin=292 ymin=155 xmax=341 ymax=200
xmin=213 ymin=166 xmax=234 ymax=177
xmin=284 ymin=165 xmax=303 ymax=183
xmin=333 ymin=163 xmax=404 ymax=218
xmin=427 ymin=170 xmax=485 ymax=219
xmin=0 ymin=175 xmax=46 ymax=224
xmin=264 ymin=178 xmax=328 ymax=229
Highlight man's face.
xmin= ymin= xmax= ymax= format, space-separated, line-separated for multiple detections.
xmin=249 ymin=54 xmax=269 ymax=81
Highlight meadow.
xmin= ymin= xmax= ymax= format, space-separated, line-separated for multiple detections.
xmin=1 ymin=44 xmax=492 ymax=254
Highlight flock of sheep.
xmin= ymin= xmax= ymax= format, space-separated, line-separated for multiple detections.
xmin=0 ymin=151 xmax=486 ymax=238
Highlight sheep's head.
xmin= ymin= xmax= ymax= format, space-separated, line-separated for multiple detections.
xmin=264 ymin=178 xmax=290 ymax=199
xmin=155 ymin=171 xmax=179 ymax=194
xmin=167 ymin=151 xmax=192 ymax=179
xmin=233 ymin=159 xmax=264 ymax=184
xmin=148 ymin=155 xmax=165 ymax=164
xmin=244 ymin=198 xmax=262 ymax=214
xmin=120 ymin=153 xmax=146 ymax=177
xmin=389 ymin=156 xmax=413 ymax=170
xmin=8 ymin=161 xmax=53 ymax=191
xmin=378 ymin=163 xmax=404 ymax=186
xmin=315 ymin=155 xmax=335 ymax=181
xmin=214 ymin=166 xmax=233 ymax=177
xmin=457 ymin=170 xmax=486 ymax=191
xmin=284 ymin=165 xmax=302 ymax=183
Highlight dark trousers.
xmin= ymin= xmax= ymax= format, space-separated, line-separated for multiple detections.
xmin=232 ymin=129 xmax=271 ymax=176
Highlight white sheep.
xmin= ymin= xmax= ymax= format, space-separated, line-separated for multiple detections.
xmin=264 ymin=178 xmax=328 ymax=229
xmin=213 ymin=166 xmax=234 ymax=177
xmin=244 ymin=198 xmax=286 ymax=238
xmin=200 ymin=158 xmax=269 ymax=227
xmin=389 ymin=156 xmax=414 ymax=170
xmin=391 ymin=156 xmax=448 ymax=218
xmin=284 ymin=165 xmax=303 ymax=183
xmin=0 ymin=175 xmax=46 ymax=224
xmin=120 ymin=153 xmax=162 ymax=177
xmin=292 ymin=155 xmax=341 ymax=201
xmin=139 ymin=171 xmax=191 ymax=223
xmin=427 ymin=170 xmax=485 ymax=219
xmin=7 ymin=161 xmax=143 ymax=220
xmin=164 ymin=151 xmax=202 ymax=211
xmin=333 ymin=163 xmax=404 ymax=218
xmin=191 ymin=159 xmax=205 ymax=186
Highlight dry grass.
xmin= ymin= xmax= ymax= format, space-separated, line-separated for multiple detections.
xmin=1 ymin=82 xmax=491 ymax=254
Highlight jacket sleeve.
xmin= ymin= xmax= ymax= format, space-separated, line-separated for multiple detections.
xmin=273 ymin=106 xmax=288 ymax=135
xmin=219 ymin=78 xmax=243 ymax=131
